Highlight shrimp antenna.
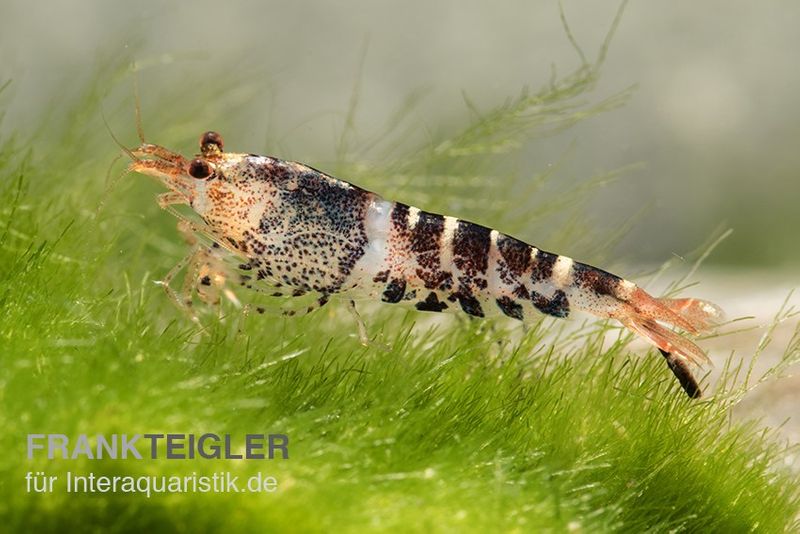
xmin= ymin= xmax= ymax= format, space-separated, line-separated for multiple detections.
xmin=100 ymin=103 xmax=138 ymax=161
xmin=96 ymin=100 xmax=138 ymax=218
xmin=132 ymin=62 xmax=146 ymax=143
xmin=95 ymin=154 xmax=134 ymax=218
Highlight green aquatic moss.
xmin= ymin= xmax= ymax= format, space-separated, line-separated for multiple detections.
xmin=1 ymin=32 xmax=798 ymax=532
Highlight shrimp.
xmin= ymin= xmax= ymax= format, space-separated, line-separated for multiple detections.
xmin=128 ymin=131 xmax=723 ymax=398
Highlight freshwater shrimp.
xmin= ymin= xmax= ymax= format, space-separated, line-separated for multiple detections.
xmin=127 ymin=131 xmax=723 ymax=398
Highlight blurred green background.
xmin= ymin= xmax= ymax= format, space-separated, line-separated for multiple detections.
xmin=2 ymin=1 xmax=799 ymax=268
xmin=2 ymin=3 xmax=799 ymax=531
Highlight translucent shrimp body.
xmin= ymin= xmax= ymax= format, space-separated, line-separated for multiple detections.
xmin=129 ymin=131 xmax=723 ymax=398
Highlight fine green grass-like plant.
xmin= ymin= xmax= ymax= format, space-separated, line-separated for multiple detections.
xmin=1 ymin=22 xmax=799 ymax=532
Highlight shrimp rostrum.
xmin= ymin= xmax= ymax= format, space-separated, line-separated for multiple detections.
xmin=128 ymin=131 xmax=723 ymax=398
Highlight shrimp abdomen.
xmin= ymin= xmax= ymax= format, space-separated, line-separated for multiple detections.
xmin=360 ymin=204 xmax=722 ymax=369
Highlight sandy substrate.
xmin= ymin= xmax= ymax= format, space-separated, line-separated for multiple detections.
xmin=706 ymin=273 xmax=798 ymax=437
xmin=643 ymin=268 xmax=799 ymax=453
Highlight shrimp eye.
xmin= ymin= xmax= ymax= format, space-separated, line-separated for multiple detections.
xmin=200 ymin=131 xmax=224 ymax=153
xmin=188 ymin=158 xmax=212 ymax=179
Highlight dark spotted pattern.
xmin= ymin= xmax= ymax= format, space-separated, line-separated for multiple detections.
xmin=452 ymin=220 xmax=490 ymax=277
xmin=249 ymin=158 xmax=370 ymax=295
xmin=411 ymin=212 xmax=451 ymax=290
xmin=456 ymin=293 xmax=484 ymax=317
xmin=205 ymin=154 xmax=604 ymax=328
xmin=415 ymin=292 xmax=448 ymax=312
xmin=382 ymin=278 xmax=406 ymax=303
xmin=512 ymin=284 xmax=530 ymax=300
xmin=410 ymin=212 xmax=444 ymax=255
xmin=450 ymin=220 xmax=491 ymax=317
xmin=496 ymin=296 xmax=524 ymax=321
xmin=531 ymin=250 xmax=557 ymax=281
xmin=532 ymin=289 xmax=570 ymax=318
xmin=496 ymin=234 xmax=531 ymax=277
xmin=571 ymin=262 xmax=622 ymax=297
xmin=255 ymin=159 xmax=294 ymax=185
xmin=390 ymin=203 xmax=410 ymax=235
xmin=376 ymin=207 xmax=587 ymax=322
xmin=373 ymin=270 xmax=390 ymax=283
